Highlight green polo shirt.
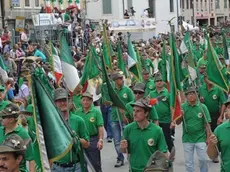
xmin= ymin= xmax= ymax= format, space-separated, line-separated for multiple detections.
xmin=149 ymin=88 xmax=171 ymax=123
xmin=181 ymin=102 xmax=211 ymax=143
xmin=0 ymin=125 xmax=34 ymax=172
xmin=112 ymin=85 xmax=134 ymax=121
xmin=56 ymin=113 xmax=89 ymax=163
xmin=199 ymin=84 xmax=226 ymax=115
xmin=75 ymin=107 xmax=104 ymax=136
xmin=214 ymin=120 xmax=230 ymax=172
xmin=125 ymin=100 xmax=159 ymax=122
xmin=124 ymin=122 xmax=168 ymax=172
xmin=73 ymin=94 xmax=82 ymax=110
xmin=144 ymin=79 xmax=155 ymax=97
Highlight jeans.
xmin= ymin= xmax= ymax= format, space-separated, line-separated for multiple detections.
xmin=183 ymin=142 xmax=208 ymax=172
xmin=52 ymin=162 xmax=81 ymax=172
xmin=111 ymin=121 xmax=124 ymax=161
xmin=85 ymin=136 xmax=102 ymax=172
xmin=100 ymin=105 xmax=113 ymax=139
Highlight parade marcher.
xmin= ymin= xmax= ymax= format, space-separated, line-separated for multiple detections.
xmin=142 ymin=52 xmax=154 ymax=75
xmin=111 ymin=72 xmax=134 ymax=167
xmin=76 ymin=92 xmax=104 ymax=172
xmin=0 ymin=103 xmax=35 ymax=172
xmin=0 ymin=134 xmax=28 ymax=172
xmin=142 ymin=69 xmax=155 ymax=97
xmin=176 ymin=87 xmax=211 ymax=172
xmin=125 ymin=82 xmax=159 ymax=124
xmin=207 ymin=98 xmax=230 ymax=172
xmin=149 ymin=75 xmax=174 ymax=152
xmin=96 ymin=78 xmax=113 ymax=143
xmin=52 ymin=88 xmax=89 ymax=172
xmin=199 ymin=74 xmax=226 ymax=131
xmin=120 ymin=97 xmax=168 ymax=172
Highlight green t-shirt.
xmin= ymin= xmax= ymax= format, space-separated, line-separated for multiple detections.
xmin=125 ymin=100 xmax=158 ymax=122
xmin=214 ymin=120 xmax=230 ymax=172
xmin=181 ymin=102 xmax=211 ymax=143
xmin=56 ymin=113 xmax=89 ymax=163
xmin=149 ymin=88 xmax=171 ymax=123
xmin=144 ymin=79 xmax=155 ymax=97
xmin=75 ymin=107 xmax=104 ymax=136
xmin=142 ymin=58 xmax=154 ymax=74
xmin=124 ymin=122 xmax=168 ymax=172
xmin=199 ymin=84 xmax=226 ymax=114
xmin=112 ymin=85 xmax=135 ymax=121
xmin=0 ymin=125 xmax=34 ymax=172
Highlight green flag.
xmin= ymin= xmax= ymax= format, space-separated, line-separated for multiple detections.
xmin=0 ymin=54 xmax=8 ymax=82
xmin=207 ymin=37 xmax=229 ymax=92
xmin=127 ymin=33 xmax=141 ymax=80
xmin=80 ymin=46 xmax=101 ymax=85
xmin=158 ymin=40 xmax=168 ymax=82
xmin=101 ymin=52 xmax=127 ymax=111
xmin=30 ymin=72 xmax=75 ymax=170
xmin=117 ymin=41 xmax=127 ymax=77
xmin=222 ymin=30 xmax=229 ymax=61
xmin=169 ymin=33 xmax=182 ymax=121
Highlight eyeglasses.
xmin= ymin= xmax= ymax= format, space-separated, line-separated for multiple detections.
xmin=134 ymin=91 xmax=144 ymax=95
xmin=156 ymin=80 xmax=162 ymax=82
xmin=186 ymin=92 xmax=196 ymax=96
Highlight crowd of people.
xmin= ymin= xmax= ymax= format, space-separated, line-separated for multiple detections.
xmin=0 ymin=16 xmax=230 ymax=172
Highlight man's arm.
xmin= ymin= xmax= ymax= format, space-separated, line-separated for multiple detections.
xmin=29 ymin=160 xmax=36 ymax=172
xmin=207 ymin=134 xmax=219 ymax=160
xmin=97 ymin=126 xmax=104 ymax=150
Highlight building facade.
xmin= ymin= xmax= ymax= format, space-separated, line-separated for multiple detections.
xmin=181 ymin=0 xmax=230 ymax=26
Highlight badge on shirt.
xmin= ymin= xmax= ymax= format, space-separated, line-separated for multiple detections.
xmin=212 ymin=95 xmax=217 ymax=100
xmin=90 ymin=117 xmax=95 ymax=123
xmin=198 ymin=113 xmax=203 ymax=118
xmin=123 ymin=93 xmax=127 ymax=98
xmin=147 ymin=138 xmax=154 ymax=146
xmin=149 ymin=85 xmax=153 ymax=89
xmin=162 ymin=97 xmax=167 ymax=101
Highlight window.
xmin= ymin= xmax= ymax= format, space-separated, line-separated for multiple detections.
xmin=216 ymin=0 xmax=220 ymax=9
xmin=35 ymin=0 xmax=39 ymax=7
xmin=25 ymin=0 xmax=30 ymax=7
xmin=186 ymin=0 xmax=189 ymax=9
xmin=210 ymin=0 xmax=213 ymax=10
xmin=170 ymin=0 xmax=174 ymax=12
xmin=103 ymin=0 xmax=112 ymax=14
xmin=224 ymin=0 xmax=227 ymax=8
xmin=148 ymin=0 xmax=155 ymax=18
xmin=200 ymin=0 xmax=203 ymax=11
xmin=204 ymin=0 xmax=207 ymax=11
xmin=127 ymin=0 xmax=133 ymax=13
xmin=182 ymin=0 xmax=185 ymax=9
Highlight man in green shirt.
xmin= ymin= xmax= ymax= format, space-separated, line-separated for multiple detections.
xmin=142 ymin=69 xmax=155 ymax=96
xmin=149 ymin=75 xmax=174 ymax=152
xmin=0 ymin=134 xmax=27 ymax=172
xmin=199 ymin=75 xmax=226 ymax=132
xmin=142 ymin=53 xmax=154 ymax=75
xmin=176 ymin=87 xmax=211 ymax=172
xmin=207 ymin=98 xmax=230 ymax=172
xmin=120 ymin=97 xmax=168 ymax=172
xmin=0 ymin=103 xmax=35 ymax=172
xmin=194 ymin=43 xmax=203 ymax=61
xmin=75 ymin=92 xmax=104 ymax=172
xmin=52 ymin=88 xmax=89 ymax=172
xmin=125 ymin=82 xmax=159 ymax=124
xmin=111 ymin=73 xmax=134 ymax=167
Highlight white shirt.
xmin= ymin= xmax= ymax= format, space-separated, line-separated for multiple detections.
xmin=18 ymin=84 xmax=29 ymax=99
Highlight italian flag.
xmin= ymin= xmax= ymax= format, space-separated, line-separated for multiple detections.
xmin=59 ymin=31 xmax=80 ymax=93
xmin=51 ymin=43 xmax=63 ymax=86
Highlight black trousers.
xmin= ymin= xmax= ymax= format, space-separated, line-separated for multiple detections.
xmin=159 ymin=123 xmax=174 ymax=152
xmin=85 ymin=136 xmax=102 ymax=172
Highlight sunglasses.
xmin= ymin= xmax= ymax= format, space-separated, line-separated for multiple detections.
xmin=134 ymin=91 xmax=144 ymax=95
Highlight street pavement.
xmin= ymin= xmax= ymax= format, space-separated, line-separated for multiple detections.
xmin=97 ymin=124 xmax=220 ymax=172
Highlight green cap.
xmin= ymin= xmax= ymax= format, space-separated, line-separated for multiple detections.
xmin=19 ymin=104 xmax=33 ymax=116
xmin=142 ymin=69 xmax=149 ymax=74
xmin=131 ymin=97 xmax=152 ymax=111
xmin=154 ymin=75 xmax=163 ymax=82
xmin=185 ymin=87 xmax=197 ymax=95
xmin=0 ymin=103 xmax=20 ymax=118
xmin=133 ymin=82 xmax=145 ymax=93
xmin=112 ymin=73 xmax=123 ymax=81
xmin=81 ymin=92 xmax=93 ymax=99
xmin=0 ymin=134 xmax=28 ymax=154
xmin=54 ymin=88 xmax=68 ymax=101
